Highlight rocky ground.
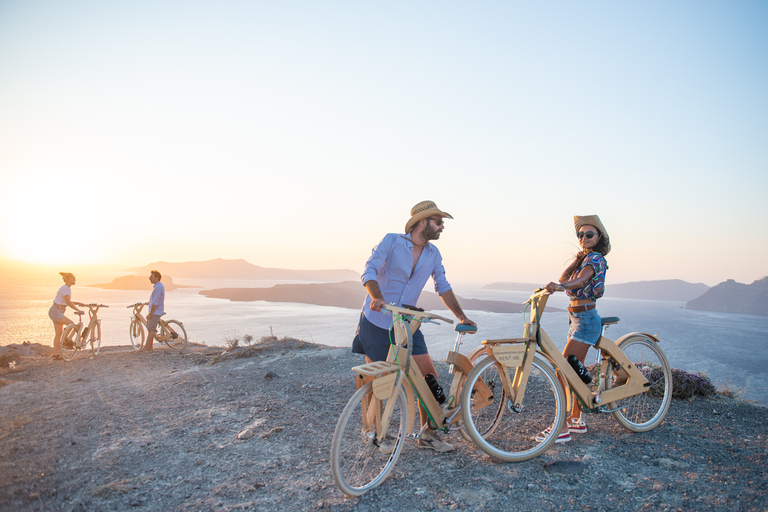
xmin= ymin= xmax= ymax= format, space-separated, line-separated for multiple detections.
xmin=0 ymin=339 xmax=766 ymax=512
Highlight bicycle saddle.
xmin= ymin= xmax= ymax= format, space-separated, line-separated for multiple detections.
xmin=455 ymin=324 xmax=477 ymax=334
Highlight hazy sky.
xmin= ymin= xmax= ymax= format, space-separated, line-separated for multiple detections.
xmin=1 ymin=1 xmax=766 ymax=286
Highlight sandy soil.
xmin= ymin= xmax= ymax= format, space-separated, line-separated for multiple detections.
xmin=1 ymin=340 xmax=766 ymax=512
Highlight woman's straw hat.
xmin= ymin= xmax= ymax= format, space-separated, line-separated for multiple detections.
xmin=574 ymin=214 xmax=611 ymax=255
xmin=405 ymin=200 xmax=453 ymax=233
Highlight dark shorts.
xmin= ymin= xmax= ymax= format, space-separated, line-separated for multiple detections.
xmin=567 ymin=309 xmax=602 ymax=346
xmin=351 ymin=313 xmax=427 ymax=362
xmin=147 ymin=315 xmax=160 ymax=332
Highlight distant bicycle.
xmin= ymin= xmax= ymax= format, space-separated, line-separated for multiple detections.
xmin=61 ymin=303 xmax=109 ymax=361
xmin=127 ymin=302 xmax=188 ymax=352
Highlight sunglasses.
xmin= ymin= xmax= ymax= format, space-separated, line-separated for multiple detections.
xmin=577 ymin=231 xmax=599 ymax=240
xmin=430 ymin=217 xmax=444 ymax=226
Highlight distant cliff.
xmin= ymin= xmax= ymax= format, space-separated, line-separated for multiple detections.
xmin=484 ymin=279 xmax=709 ymax=302
xmin=607 ymin=279 xmax=709 ymax=301
xmin=200 ymin=281 xmax=530 ymax=314
xmin=685 ymin=277 xmax=768 ymax=316
xmin=128 ymin=258 xmax=358 ymax=282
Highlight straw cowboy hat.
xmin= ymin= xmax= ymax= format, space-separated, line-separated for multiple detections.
xmin=405 ymin=200 xmax=453 ymax=233
xmin=574 ymin=214 xmax=610 ymax=255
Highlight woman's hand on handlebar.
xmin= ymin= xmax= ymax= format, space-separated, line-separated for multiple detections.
xmin=545 ymin=282 xmax=565 ymax=293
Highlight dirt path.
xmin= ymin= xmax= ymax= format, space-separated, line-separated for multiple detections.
xmin=1 ymin=340 xmax=766 ymax=511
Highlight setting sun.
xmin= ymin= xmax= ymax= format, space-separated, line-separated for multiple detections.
xmin=0 ymin=171 xmax=108 ymax=265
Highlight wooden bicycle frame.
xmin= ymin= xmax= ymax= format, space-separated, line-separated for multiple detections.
xmin=480 ymin=290 xmax=653 ymax=415
xmin=129 ymin=302 xmax=175 ymax=342
xmin=71 ymin=305 xmax=104 ymax=346
xmin=350 ymin=305 xmax=484 ymax=444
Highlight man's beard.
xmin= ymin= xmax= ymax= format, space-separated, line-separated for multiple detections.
xmin=423 ymin=222 xmax=442 ymax=241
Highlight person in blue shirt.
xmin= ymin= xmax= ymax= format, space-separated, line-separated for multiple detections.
xmin=352 ymin=200 xmax=476 ymax=452
xmin=139 ymin=270 xmax=165 ymax=352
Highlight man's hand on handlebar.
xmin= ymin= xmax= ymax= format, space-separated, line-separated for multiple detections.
xmin=370 ymin=298 xmax=386 ymax=312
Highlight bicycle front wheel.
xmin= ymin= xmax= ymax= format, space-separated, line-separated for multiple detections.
xmin=129 ymin=318 xmax=145 ymax=350
xmin=607 ymin=335 xmax=672 ymax=432
xmin=61 ymin=325 xmax=78 ymax=362
xmin=330 ymin=381 xmax=407 ymax=497
xmin=461 ymin=354 xmax=566 ymax=462
xmin=91 ymin=321 xmax=102 ymax=356
xmin=163 ymin=320 xmax=188 ymax=352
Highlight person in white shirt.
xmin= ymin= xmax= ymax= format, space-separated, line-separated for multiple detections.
xmin=139 ymin=270 xmax=165 ymax=352
xmin=49 ymin=272 xmax=84 ymax=359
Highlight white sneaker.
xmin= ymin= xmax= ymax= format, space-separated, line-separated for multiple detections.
xmin=567 ymin=418 xmax=587 ymax=433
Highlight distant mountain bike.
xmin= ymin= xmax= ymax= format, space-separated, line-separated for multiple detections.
xmin=127 ymin=302 xmax=188 ymax=352
xmin=61 ymin=303 xmax=108 ymax=361
xmin=460 ymin=287 xmax=673 ymax=462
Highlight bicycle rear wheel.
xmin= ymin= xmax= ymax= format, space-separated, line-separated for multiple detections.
xmin=129 ymin=318 xmax=145 ymax=350
xmin=163 ymin=320 xmax=188 ymax=352
xmin=461 ymin=355 xmax=566 ymax=462
xmin=330 ymin=381 xmax=407 ymax=497
xmin=91 ymin=321 xmax=102 ymax=356
xmin=455 ymin=348 xmax=490 ymax=443
xmin=607 ymin=335 xmax=672 ymax=432
xmin=61 ymin=325 xmax=78 ymax=362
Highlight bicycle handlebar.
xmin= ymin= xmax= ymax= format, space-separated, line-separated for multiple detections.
xmin=126 ymin=302 xmax=149 ymax=308
xmin=378 ymin=303 xmax=454 ymax=324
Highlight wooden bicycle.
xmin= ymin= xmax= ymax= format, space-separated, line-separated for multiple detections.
xmin=127 ymin=302 xmax=188 ymax=352
xmin=460 ymin=287 xmax=673 ymax=462
xmin=330 ymin=303 xmax=489 ymax=497
xmin=61 ymin=303 xmax=108 ymax=361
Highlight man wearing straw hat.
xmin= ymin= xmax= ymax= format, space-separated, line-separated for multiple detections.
xmin=352 ymin=200 xmax=476 ymax=453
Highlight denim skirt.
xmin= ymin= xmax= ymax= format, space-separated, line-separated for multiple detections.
xmin=567 ymin=308 xmax=602 ymax=346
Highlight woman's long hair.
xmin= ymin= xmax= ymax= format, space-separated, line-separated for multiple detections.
xmin=566 ymin=231 xmax=609 ymax=279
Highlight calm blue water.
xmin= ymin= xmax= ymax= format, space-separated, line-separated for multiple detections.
xmin=1 ymin=275 xmax=766 ymax=405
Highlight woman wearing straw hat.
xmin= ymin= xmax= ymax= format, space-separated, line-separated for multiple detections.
xmin=540 ymin=215 xmax=610 ymax=444
xmin=49 ymin=272 xmax=84 ymax=359
xmin=352 ymin=200 xmax=476 ymax=453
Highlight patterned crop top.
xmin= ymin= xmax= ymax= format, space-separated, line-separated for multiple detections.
xmin=566 ymin=252 xmax=608 ymax=301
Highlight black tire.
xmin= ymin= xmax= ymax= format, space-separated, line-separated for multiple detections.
xmin=461 ymin=354 xmax=566 ymax=462
xmin=129 ymin=318 xmax=145 ymax=350
xmin=330 ymin=381 xmax=408 ymax=497
xmin=162 ymin=320 xmax=188 ymax=352
xmin=607 ymin=336 xmax=672 ymax=432
xmin=61 ymin=325 xmax=79 ymax=362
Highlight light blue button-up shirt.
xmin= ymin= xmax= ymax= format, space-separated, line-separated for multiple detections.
xmin=361 ymin=233 xmax=452 ymax=330
xmin=149 ymin=281 xmax=165 ymax=316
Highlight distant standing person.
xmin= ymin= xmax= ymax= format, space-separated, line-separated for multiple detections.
xmin=352 ymin=200 xmax=476 ymax=453
xmin=49 ymin=272 xmax=84 ymax=359
xmin=139 ymin=270 xmax=165 ymax=352
xmin=541 ymin=214 xmax=610 ymax=444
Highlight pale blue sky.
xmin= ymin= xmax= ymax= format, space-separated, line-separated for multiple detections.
xmin=1 ymin=1 xmax=766 ymax=286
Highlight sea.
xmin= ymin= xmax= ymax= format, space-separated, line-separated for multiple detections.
xmin=2 ymin=271 xmax=767 ymax=406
